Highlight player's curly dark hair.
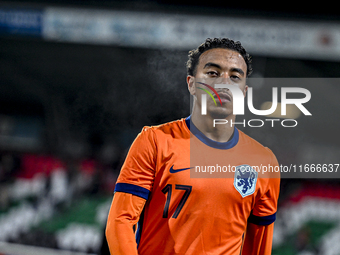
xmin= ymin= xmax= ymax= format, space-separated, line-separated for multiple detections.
xmin=186 ymin=38 xmax=252 ymax=77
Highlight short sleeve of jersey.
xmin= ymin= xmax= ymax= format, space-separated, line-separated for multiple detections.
xmin=114 ymin=127 xmax=156 ymax=200
xmin=249 ymin=148 xmax=280 ymax=225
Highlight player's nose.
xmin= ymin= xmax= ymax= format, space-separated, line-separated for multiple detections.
xmin=214 ymin=76 xmax=232 ymax=87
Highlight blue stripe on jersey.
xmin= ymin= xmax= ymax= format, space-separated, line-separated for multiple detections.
xmin=114 ymin=183 xmax=150 ymax=200
xmin=185 ymin=116 xmax=239 ymax=150
xmin=248 ymin=212 xmax=276 ymax=225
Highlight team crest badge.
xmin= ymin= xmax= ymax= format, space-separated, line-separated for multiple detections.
xmin=234 ymin=165 xmax=258 ymax=198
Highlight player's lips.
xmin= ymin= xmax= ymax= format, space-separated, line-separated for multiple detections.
xmin=214 ymin=92 xmax=231 ymax=103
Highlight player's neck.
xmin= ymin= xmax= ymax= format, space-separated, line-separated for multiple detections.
xmin=191 ymin=110 xmax=235 ymax=143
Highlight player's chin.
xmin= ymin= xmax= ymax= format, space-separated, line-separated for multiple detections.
xmin=208 ymin=106 xmax=232 ymax=119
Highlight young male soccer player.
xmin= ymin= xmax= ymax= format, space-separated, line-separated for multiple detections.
xmin=106 ymin=38 xmax=280 ymax=255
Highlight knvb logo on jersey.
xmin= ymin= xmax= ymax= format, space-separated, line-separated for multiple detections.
xmin=234 ymin=165 xmax=258 ymax=197
xmin=197 ymin=80 xmax=312 ymax=128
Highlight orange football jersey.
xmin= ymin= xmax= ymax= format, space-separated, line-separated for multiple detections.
xmin=114 ymin=116 xmax=280 ymax=255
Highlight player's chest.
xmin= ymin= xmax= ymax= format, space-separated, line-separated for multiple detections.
xmin=154 ymin=147 xmax=260 ymax=205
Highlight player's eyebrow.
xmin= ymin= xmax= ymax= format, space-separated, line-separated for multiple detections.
xmin=204 ymin=63 xmax=245 ymax=77
xmin=203 ymin=62 xmax=221 ymax=70
xmin=231 ymin=67 xmax=245 ymax=77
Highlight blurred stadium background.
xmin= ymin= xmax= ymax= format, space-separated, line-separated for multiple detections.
xmin=0 ymin=1 xmax=339 ymax=255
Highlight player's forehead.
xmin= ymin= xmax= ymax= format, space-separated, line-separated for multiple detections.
xmin=197 ymin=48 xmax=247 ymax=72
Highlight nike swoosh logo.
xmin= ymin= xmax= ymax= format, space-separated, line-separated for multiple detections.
xmin=169 ymin=165 xmax=193 ymax=173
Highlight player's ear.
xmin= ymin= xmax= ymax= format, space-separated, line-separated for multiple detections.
xmin=187 ymin=75 xmax=196 ymax=96
xmin=243 ymin=84 xmax=248 ymax=97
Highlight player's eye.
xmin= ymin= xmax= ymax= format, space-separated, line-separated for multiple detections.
xmin=231 ymin=75 xmax=241 ymax=81
xmin=207 ymin=71 xmax=218 ymax=77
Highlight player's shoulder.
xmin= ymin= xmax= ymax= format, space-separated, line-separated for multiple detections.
xmin=238 ymin=129 xmax=280 ymax=179
xmin=237 ymin=128 xmax=276 ymax=159
xmin=141 ymin=118 xmax=189 ymax=138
